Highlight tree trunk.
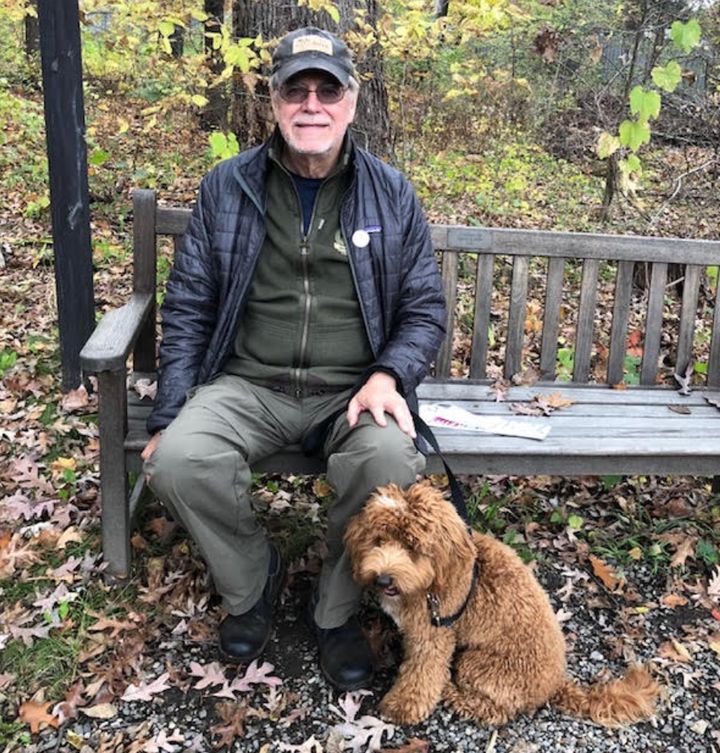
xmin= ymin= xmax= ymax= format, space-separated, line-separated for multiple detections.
xmin=170 ymin=24 xmax=184 ymax=59
xmin=25 ymin=0 xmax=40 ymax=59
xmin=434 ymin=0 xmax=450 ymax=17
xmin=201 ymin=0 xmax=228 ymax=131
xmin=230 ymin=0 xmax=392 ymax=159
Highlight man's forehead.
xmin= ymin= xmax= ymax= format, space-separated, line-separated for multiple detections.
xmin=284 ymin=70 xmax=342 ymax=86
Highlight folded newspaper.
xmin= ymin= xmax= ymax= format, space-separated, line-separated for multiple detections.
xmin=419 ymin=403 xmax=551 ymax=441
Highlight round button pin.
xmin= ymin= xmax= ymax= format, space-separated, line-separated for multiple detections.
xmin=352 ymin=229 xmax=370 ymax=248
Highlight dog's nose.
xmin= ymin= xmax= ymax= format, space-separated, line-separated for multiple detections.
xmin=375 ymin=574 xmax=393 ymax=588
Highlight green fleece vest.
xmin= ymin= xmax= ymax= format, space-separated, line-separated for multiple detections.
xmin=224 ymin=143 xmax=374 ymax=394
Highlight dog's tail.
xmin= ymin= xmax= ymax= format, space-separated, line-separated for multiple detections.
xmin=550 ymin=665 xmax=660 ymax=727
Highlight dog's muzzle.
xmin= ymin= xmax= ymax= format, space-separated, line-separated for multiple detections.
xmin=375 ymin=574 xmax=399 ymax=597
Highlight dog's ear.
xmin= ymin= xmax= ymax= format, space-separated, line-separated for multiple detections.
xmin=344 ymin=511 xmax=367 ymax=559
xmin=403 ymin=483 xmax=476 ymax=594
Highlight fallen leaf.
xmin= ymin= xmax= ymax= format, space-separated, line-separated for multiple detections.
xmin=81 ymin=703 xmax=118 ymax=719
xmin=57 ymin=526 xmax=83 ymax=550
xmin=707 ymin=566 xmax=720 ymax=598
xmin=589 ymin=554 xmax=621 ymax=591
xmin=670 ymin=536 xmax=696 ymax=568
xmin=60 ymin=385 xmax=89 ymax=412
xmin=658 ymin=639 xmax=693 ymax=663
xmin=50 ymin=456 xmax=77 ymax=475
xmin=133 ymin=378 xmax=157 ymax=400
xmin=121 ymin=672 xmax=172 ymax=702
xmin=668 ymin=404 xmax=691 ymax=415
xmin=662 ymin=593 xmax=689 ymax=609
xmin=211 ymin=700 xmax=265 ymax=749
xmin=312 ymin=478 xmax=332 ymax=498
xmin=18 ymin=700 xmax=60 ymax=733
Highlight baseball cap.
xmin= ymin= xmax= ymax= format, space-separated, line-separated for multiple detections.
xmin=271 ymin=27 xmax=355 ymax=87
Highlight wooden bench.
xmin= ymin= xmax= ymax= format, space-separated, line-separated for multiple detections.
xmin=80 ymin=188 xmax=720 ymax=578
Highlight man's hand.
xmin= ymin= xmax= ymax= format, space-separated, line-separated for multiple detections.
xmin=141 ymin=431 xmax=164 ymax=462
xmin=347 ymin=372 xmax=416 ymax=438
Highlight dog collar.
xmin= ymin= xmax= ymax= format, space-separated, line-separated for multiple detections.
xmin=426 ymin=559 xmax=480 ymax=628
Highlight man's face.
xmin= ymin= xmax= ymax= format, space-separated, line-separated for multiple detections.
xmin=272 ymin=71 xmax=357 ymax=161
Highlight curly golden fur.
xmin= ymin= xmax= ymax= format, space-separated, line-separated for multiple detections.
xmin=344 ymin=482 xmax=660 ymax=727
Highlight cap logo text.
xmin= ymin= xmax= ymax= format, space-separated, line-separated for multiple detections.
xmin=292 ymin=36 xmax=333 ymax=56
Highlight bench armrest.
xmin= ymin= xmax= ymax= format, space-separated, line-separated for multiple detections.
xmin=80 ymin=292 xmax=154 ymax=373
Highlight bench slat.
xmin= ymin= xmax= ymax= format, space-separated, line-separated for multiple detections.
xmin=641 ymin=262 xmax=667 ymax=385
xmin=540 ymin=257 xmax=564 ymax=379
xmin=418 ymin=379 xmax=715 ymax=404
xmin=431 ymin=225 xmax=720 ymax=265
xmin=436 ymin=252 xmax=458 ymax=377
xmin=573 ymin=259 xmax=599 ymax=382
xmin=710 ymin=271 xmax=720 ymax=388
xmin=505 ymin=255 xmax=529 ymax=379
xmin=677 ymin=265 xmax=701 ymax=376
xmin=607 ymin=260 xmax=634 ymax=384
xmin=469 ymin=254 xmax=493 ymax=379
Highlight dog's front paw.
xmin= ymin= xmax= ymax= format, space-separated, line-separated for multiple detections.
xmin=379 ymin=690 xmax=433 ymax=726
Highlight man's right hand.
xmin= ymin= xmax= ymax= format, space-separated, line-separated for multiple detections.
xmin=141 ymin=431 xmax=164 ymax=462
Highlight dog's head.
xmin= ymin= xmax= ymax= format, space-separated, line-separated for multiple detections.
xmin=344 ymin=481 xmax=476 ymax=600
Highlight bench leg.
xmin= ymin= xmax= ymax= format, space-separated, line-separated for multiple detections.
xmin=98 ymin=369 xmax=130 ymax=580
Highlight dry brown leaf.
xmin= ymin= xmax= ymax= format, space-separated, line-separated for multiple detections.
xmin=670 ymin=536 xmax=696 ymax=568
xmin=57 ymin=526 xmax=83 ymax=550
xmin=210 ymin=700 xmax=264 ymax=749
xmin=60 ymin=385 xmax=89 ymax=413
xmin=18 ymin=700 xmax=60 ymax=733
xmin=658 ymin=639 xmax=693 ymax=663
xmin=589 ymin=554 xmax=621 ymax=591
xmin=81 ymin=703 xmax=118 ymax=719
xmin=662 ymin=593 xmax=689 ymax=609
xmin=312 ymin=478 xmax=332 ymax=498
xmin=541 ymin=391 xmax=575 ymax=410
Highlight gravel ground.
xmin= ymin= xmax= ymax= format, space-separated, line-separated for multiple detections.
xmin=15 ymin=559 xmax=720 ymax=753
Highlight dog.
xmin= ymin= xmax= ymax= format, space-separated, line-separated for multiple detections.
xmin=344 ymin=482 xmax=660 ymax=727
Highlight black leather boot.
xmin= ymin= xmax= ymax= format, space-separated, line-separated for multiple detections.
xmin=218 ymin=544 xmax=285 ymax=663
xmin=307 ymin=593 xmax=374 ymax=691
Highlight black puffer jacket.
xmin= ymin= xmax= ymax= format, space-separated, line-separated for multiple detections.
xmin=147 ymin=135 xmax=446 ymax=434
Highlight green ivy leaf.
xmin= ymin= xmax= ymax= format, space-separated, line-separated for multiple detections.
xmin=621 ymin=154 xmax=642 ymax=174
xmin=89 ymin=149 xmax=110 ymax=166
xmin=670 ymin=19 xmax=701 ymax=53
xmin=652 ymin=61 xmax=682 ymax=92
xmin=567 ymin=514 xmax=584 ymax=530
xmin=158 ymin=20 xmax=176 ymax=38
xmin=619 ymin=119 xmax=651 ymax=152
xmin=629 ymin=86 xmax=661 ymax=121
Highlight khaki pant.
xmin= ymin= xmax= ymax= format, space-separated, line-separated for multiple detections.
xmin=144 ymin=374 xmax=424 ymax=628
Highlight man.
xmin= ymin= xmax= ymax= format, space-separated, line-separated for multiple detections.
xmin=142 ymin=27 xmax=445 ymax=691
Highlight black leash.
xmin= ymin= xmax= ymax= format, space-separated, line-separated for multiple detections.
xmin=411 ymin=411 xmax=469 ymax=526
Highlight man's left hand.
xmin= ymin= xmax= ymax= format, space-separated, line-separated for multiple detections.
xmin=346 ymin=372 xmax=416 ymax=438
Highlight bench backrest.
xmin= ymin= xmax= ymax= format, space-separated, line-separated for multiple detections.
xmin=132 ymin=189 xmax=720 ymax=389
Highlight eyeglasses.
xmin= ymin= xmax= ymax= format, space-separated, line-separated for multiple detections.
xmin=277 ymin=82 xmax=347 ymax=105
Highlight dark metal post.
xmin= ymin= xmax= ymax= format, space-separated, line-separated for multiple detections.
xmin=37 ymin=0 xmax=95 ymax=391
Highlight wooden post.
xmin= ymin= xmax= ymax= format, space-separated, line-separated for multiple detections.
xmin=37 ymin=0 xmax=95 ymax=391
